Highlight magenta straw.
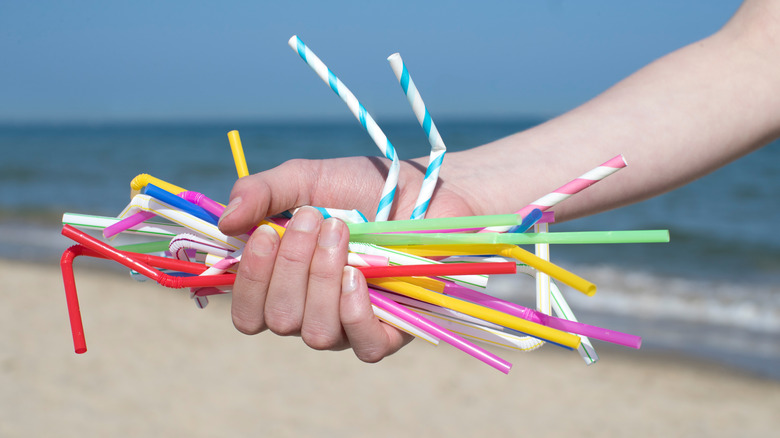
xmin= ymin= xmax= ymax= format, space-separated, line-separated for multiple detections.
xmin=104 ymin=190 xmax=227 ymax=239
xmin=103 ymin=211 xmax=156 ymax=239
xmin=441 ymin=280 xmax=641 ymax=349
xmin=368 ymin=288 xmax=512 ymax=374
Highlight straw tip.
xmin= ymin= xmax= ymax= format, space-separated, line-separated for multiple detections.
xmin=387 ymin=53 xmax=401 ymax=62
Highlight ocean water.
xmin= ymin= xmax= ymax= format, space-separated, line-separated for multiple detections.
xmin=1 ymin=120 xmax=778 ymax=378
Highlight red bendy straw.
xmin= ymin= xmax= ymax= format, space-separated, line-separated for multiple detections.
xmin=60 ymin=225 xmax=517 ymax=354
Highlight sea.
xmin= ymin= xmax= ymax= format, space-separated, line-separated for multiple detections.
xmin=1 ymin=119 xmax=778 ymax=379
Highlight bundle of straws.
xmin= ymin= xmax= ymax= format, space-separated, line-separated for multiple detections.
xmin=59 ymin=36 xmax=670 ymax=374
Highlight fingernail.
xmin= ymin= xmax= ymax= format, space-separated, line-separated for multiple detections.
xmin=318 ymin=218 xmax=343 ymax=248
xmin=342 ymin=266 xmax=359 ymax=294
xmin=219 ymin=196 xmax=242 ymax=225
xmin=249 ymin=224 xmax=278 ymax=256
xmin=289 ymin=206 xmax=321 ymax=232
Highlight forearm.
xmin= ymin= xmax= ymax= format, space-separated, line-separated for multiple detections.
xmin=442 ymin=0 xmax=780 ymax=222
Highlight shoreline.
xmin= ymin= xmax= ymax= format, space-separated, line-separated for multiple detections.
xmin=3 ymin=258 xmax=779 ymax=436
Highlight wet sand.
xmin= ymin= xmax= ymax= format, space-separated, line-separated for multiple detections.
xmin=2 ymin=259 xmax=778 ymax=437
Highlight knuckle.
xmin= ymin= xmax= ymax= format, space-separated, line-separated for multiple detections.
xmin=301 ymin=324 xmax=341 ymax=351
xmin=232 ymin=310 xmax=265 ymax=336
xmin=264 ymin=307 xmax=302 ymax=336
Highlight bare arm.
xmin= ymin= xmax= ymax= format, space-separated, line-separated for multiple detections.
xmin=442 ymin=0 xmax=780 ymax=222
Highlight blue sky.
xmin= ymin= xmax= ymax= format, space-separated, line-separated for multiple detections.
xmin=1 ymin=0 xmax=742 ymax=123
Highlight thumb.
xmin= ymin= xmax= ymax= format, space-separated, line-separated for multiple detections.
xmin=218 ymin=160 xmax=315 ymax=236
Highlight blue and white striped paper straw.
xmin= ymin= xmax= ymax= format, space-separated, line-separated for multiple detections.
xmin=387 ymin=53 xmax=447 ymax=220
xmin=288 ymin=35 xmax=400 ymax=222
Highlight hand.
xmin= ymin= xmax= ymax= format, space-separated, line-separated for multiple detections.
xmin=218 ymin=155 xmax=476 ymax=362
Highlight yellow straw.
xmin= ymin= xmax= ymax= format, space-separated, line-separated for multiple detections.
xmin=367 ymin=278 xmax=581 ymax=349
xmin=388 ymin=244 xmax=596 ymax=296
xmin=228 ymin=130 xmax=250 ymax=179
xmin=396 ymin=276 xmax=445 ymax=293
xmin=499 ymin=246 xmax=596 ymax=297
xmin=129 ymin=174 xmax=188 ymax=198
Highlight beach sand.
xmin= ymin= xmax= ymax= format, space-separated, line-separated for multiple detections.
xmin=2 ymin=258 xmax=778 ymax=437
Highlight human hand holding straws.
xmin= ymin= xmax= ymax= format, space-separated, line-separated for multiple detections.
xmin=58 ymin=35 xmax=667 ymax=372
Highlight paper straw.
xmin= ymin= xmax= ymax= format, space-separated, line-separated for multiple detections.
xmin=387 ymin=53 xmax=447 ymax=220
xmin=367 ymin=277 xmax=581 ymax=349
xmin=227 ymin=130 xmax=250 ymax=179
xmin=368 ymin=288 xmax=512 ymax=374
xmin=350 ymin=229 xmax=670 ymax=246
xmin=347 ymin=213 xmax=521 ymax=235
xmin=289 ymin=35 xmax=400 ymax=221
xmin=482 ymin=154 xmax=627 ymax=233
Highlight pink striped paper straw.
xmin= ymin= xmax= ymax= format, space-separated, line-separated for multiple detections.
xmin=482 ymin=154 xmax=626 ymax=232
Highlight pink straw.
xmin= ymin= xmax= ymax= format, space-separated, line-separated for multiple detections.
xmin=441 ymin=280 xmax=641 ymax=348
xmin=368 ymin=288 xmax=512 ymax=374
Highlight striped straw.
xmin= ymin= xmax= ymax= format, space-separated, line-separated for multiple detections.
xmin=288 ymin=35 xmax=400 ymax=222
xmin=387 ymin=53 xmax=447 ymax=220
xmin=482 ymin=154 xmax=627 ymax=232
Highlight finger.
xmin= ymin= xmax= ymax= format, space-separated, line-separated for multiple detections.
xmin=231 ymin=224 xmax=280 ymax=335
xmin=263 ymin=206 xmax=322 ymax=336
xmin=301 ymin=218 xmax=350 ymax=350
xmin=340 ymin=266 xmax=412 ymax=363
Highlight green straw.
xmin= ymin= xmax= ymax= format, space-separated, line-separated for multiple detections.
xmin=349 ymin=230 xmax=670 ymax=246
xmin=346 ymin=213 xmax=521 ymax=234
xmin=115 ymin=241 xmax=172 ymax=254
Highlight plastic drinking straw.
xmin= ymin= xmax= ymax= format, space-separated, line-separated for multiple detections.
xmin=64 ymin=212 xmax=184 ymax=239
xmin=289 ymin=35 xmax=400 ymax=222
xmin=378 ymin=242 xmax=596 ymax=296
xmin=367 ymin=277 xmax=581 ymax=349
xmin=169 ymin=233 xmax=234 ymax=260
xmin=347 ymin=213 xmax=521 ymax=235
xmin=62 ymin=225 xmax=236 ymax=287
xmin=358 ymin=261 xmax=516 ymax=278
xmin=534 ymin=221 xmax=552 ymax=319
xmin=482 ymin=154 xmax=627 ymax=233
xmin=369 ymin=302 xmax=440 ymax=345
xmin=115 ymin=240 xmax=172 ymax=254
xmin=351 ymin=229 xmax=670 ymax=246
xmin=349 ymin=242 xmax=490 ymax=289
xmin=144 ymin=184 xmax=220 ymax=225
xmin=548 ymin=280 xmax=601 ymax=362
xmin=104 ymin=189 xmax=223 ymax=239
xmin=129 ymin=173 xmax=187 ymax=198
xmin=508 ymin=208 xmax=543 ymax=234
xmin=440 ymin=280 xmax=640 ymax=348
xmin=119 ymin=194 xmax=247 ymax=250
xmin=60 ymin=237 xmax=238 ymax=353
xmin=368 ymin=288 xmax=512 ymax=374
xmin=103 ymin=211 xmax=156 ymax=239
xmin=227 ymin=130 xmax=250 ymax=179
xmin=387 ymin=53 xmax=447 ymax=220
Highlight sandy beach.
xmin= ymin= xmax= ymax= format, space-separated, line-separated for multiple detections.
xmin=2 ymin=258 xmax=778 ymax=437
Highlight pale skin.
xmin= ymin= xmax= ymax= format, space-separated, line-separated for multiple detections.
xmin=218 ymin=0 xmax=780 ymax=363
